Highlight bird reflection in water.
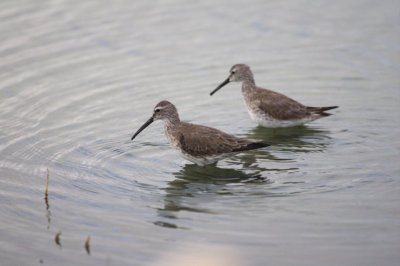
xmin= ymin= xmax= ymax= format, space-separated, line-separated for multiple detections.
xmin=154 ymin=125 xmax=332 ymax=229
xmin=154 ymin=163 xmax=270 ymax=229
xmin=248 ymin=125 xmax=332 ymax=153
xmin=231 ymin=125 xmax=332 ymax=168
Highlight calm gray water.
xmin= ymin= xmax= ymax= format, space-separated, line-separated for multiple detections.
xmin=1 ymin=0 xmax=400 ymax=265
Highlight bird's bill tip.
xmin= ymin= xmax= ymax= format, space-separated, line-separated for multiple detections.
xmin=131 ymin=117 xmax=154 ymax=141
xmin=210 ymin=77 xmax=230 ymax=96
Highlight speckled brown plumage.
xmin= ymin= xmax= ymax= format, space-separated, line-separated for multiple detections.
xmin=131 ymin=100 xmax=269 ymax=166
xmin=211 ymin=64 xmax=338 ymax=127
xmin=247 ymin=88 xmax=336 ymax=120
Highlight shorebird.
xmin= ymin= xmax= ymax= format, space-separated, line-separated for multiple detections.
xmin=131 ymin=100 xmax=269 ymax=166
xmin=210 ymin=64 xmax=338 ymax=128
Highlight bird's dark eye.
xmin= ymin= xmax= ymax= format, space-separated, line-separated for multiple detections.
xmin=155 ymin=109 xmax=160 ymax=113
xmin=231 ymin=71 xmax=235 ymax=74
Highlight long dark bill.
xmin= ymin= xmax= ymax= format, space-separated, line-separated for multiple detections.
xmin=131 ymin=117 xmax=154 ymax=140
xmin=210 ymin=78 xmax=230 ymax=96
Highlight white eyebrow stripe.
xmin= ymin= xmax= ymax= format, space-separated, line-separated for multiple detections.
xmin=154 ymin=106 xmax=165 ymax=111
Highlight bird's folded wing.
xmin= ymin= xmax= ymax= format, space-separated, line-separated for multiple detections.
xmin=178 ymin=124 xmax=251 ymax=156
xmin=256 ymin=90 xmax=310 ymax=120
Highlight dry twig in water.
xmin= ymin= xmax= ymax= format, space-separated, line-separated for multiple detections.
xmin=45 ymin=169 xmax=50 ymax=198
xmin=85 ymin=235 xmax=91 ymax=255
xmin=55 ymin=230 xmax=62 ymax=247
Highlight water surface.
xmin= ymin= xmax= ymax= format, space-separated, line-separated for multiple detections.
xmin=1 ymin=0 xmax=400 ymax=265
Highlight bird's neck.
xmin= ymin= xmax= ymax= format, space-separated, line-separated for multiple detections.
xmin=163 ymin=116 xmax=180 ymax=130
xmin=241 ymin=79 xmax=256 ymax=95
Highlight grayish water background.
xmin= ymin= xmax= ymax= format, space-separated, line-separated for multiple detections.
xmin=1 ymin=0 xmax=400 ymax=265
